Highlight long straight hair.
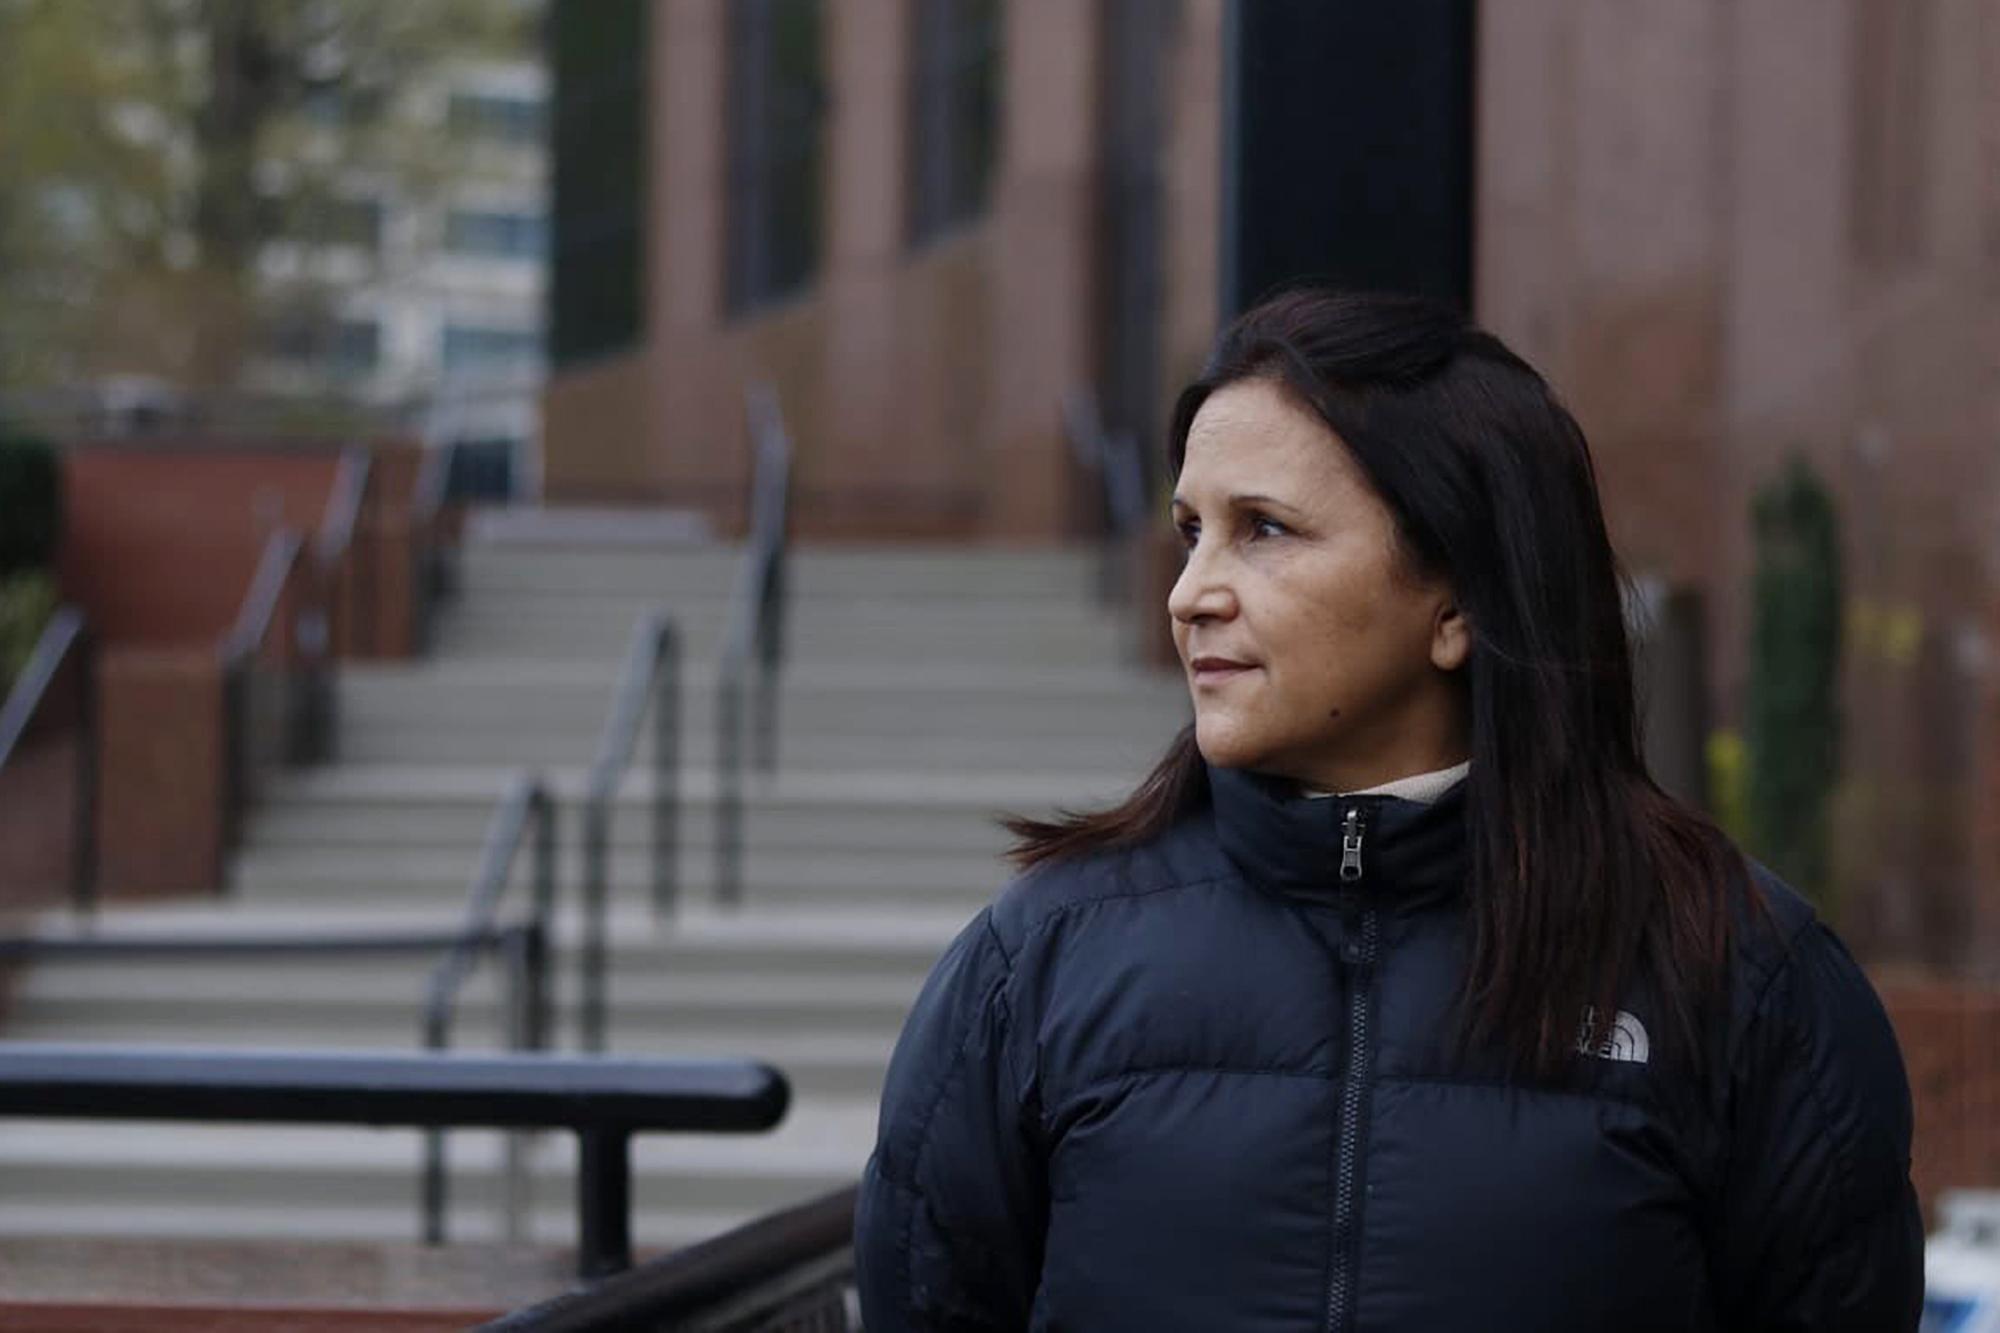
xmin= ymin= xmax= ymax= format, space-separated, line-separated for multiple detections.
xmin=1006 ymin=288 xmax=1759 ymax=1080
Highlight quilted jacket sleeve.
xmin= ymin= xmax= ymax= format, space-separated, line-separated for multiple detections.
xmin=1709 ymin=919 xmax=1925 ymax=1332
xmin=854 ymin=907 xmax=1045 ymax=1331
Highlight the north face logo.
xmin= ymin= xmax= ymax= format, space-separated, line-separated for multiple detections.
xmin=1576 ymin=1006 xmax=1650 ymax=1064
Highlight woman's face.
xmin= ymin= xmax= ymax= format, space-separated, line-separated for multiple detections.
xmin=1168 ymin=378 xmax=1470 ymax=791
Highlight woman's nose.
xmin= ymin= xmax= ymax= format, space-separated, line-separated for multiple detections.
xmin=1167 ymin=546 xmax=1235 ymax=624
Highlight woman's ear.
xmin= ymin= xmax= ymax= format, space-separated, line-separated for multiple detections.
xmin=1430 ymin=602 xmax=1470 ymax=672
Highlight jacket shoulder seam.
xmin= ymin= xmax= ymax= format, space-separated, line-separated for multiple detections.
xmin=1012 ymin=871 xmax=1242 ymax=946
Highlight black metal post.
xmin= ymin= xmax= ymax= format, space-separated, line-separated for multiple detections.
xmin=501 ymin=927 xmax=535 ymax=1244
xmin=651 ymin=624 xmax=678 ymax=918
xmin=754 ymin=559 xmax=784 ymax=775
xmin=72 ymin=628 xmax=98 ymax=919
xmin=716 ymin=673 xmax=743 ymax=909
xmin=421 ymin=1010 xmax=449 ymax=1244
xmin=529 ymin=803 xmax=556 ymax=1053
xmin=577 ymin=1127 xmax=632 ymax=1278
xmin=581 ymin=799 xmax=610 ymax=1052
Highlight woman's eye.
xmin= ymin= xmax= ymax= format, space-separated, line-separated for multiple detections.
xmin=1176 ymin=520 xmax=1200 ymax=550
xmin=1250 ymin=515 xmax=1288 ymax=540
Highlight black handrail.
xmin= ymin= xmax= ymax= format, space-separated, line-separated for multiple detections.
xmin=220 ymin=527 xmax=322 ymax=849
xmin=480 ymin=1185 xmax=858 ymax=1331
xmin=0 ymin=916 xmax=548 ymax=1245
xmin=0 ymin=607 xmax=97 ymax=916
xmin=1062 ymin=386 xmax=1149 ymax=606
xmin=716 ymin=382 xmax=794 ymax=909
xmin=422 ymin=771 xmax=559 ymax=1244
xmin=317 ymin=444 xmax=375 ymax=660
xmin=580 ymin=614 xmax=680 ymax=1052
xmin=222 ymin=528 xmax=305 ymax=665
xmin=0 ymin=1044 xmax=790 ymax=1279
xmin=317 ymin=445 xmax=371 ymax=568
xmin=410 ymin=440 xmax=460 ymax=653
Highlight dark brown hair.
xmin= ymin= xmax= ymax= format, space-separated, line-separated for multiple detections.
xmin=1005 ymin=287 xmax=1759 ymax=1080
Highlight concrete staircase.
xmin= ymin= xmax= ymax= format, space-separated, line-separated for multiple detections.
xmin=0 ymin=527 xmax=1188 ymax=1250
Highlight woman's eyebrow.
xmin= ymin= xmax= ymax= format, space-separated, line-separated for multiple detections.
xmin=1170 ymin=492 xmax=1299 ymax=512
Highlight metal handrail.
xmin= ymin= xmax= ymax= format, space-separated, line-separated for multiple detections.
xmin=422 ymin=770 xmax=560 ymax=1245
xmin=410 ymin=440 xmax=461 ymax=653
xmin=316 ymin=445 xmax=371 ymax=568
xmin=0 ymin=1044 xmax=790 ymax=1279
xmin=0 ymin=915 xmax=550 ymax=1246
xmin=715 ymin=382 xmax=794 ymax=909
xmin=0 ymin=607 xmax=97 ymax=916
xmin=316 ymin=445 xmax=375 ymax=659
xmin=580 ymin=614 xmax=681 ymax=1053
xmin=1063 ymin=386 xmax=1150 ymax=606
xmin=480 ymin=1184 xmax=858 ymax=1331
xmin=222 ymin=528 xmax=306 ymax=666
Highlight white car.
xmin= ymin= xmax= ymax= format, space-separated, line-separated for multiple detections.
xmin=1925 ymin=1192 xmax=2000 ymax=1332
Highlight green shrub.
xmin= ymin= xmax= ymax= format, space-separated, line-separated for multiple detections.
xmin=1744 ymin=454 xmax=1843 ymax=914
xmin=0 ymin=570 xmax=58 ymax=698
xmin=0 ymin=431 xmax=61 ymax=575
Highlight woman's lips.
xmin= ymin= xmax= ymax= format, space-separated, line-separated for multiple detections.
xmin=1189 ymin=657 xmax=1257 ymax=685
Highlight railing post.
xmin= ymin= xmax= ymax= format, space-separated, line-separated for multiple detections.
xmin=651 ymin=624 xmax=679 ymax=918
xmin=72 ymin=628 xmax=98 ymax=919
xmin=501 ymin=926 xmax=535 ymax=1245
xmin=576 ymin=1126 xmax=633 ymax=1278
xmin=420 ymin=1010 xmax=449 ymax=1245
xmin=754 ymin=559 xmax=783 ymax=776
xmin=716 ymin=673 xmax=743 ymax=910
xmin=530 ymin=795 xmax=556 ymax=1052
xmin=581 ymin=794 xmax=610 ymax=1053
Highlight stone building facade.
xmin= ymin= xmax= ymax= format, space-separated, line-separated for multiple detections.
xmin=540 ymin=0 xmax=1997 ymax=972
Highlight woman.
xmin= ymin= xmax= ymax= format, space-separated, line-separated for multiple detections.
xmin=854 ymin=289 xmax=1922 ymax=1330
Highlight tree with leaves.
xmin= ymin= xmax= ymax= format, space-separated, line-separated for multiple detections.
xmin=0 ymin=0 xmax=534 ymax=393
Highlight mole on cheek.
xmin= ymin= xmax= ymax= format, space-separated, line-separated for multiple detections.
xmin=1327 ymin=708 xmax=1342 ymax=719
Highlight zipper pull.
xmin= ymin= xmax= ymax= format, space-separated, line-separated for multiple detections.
xmin=1340 ymin=807 xmax=1364 ymax=883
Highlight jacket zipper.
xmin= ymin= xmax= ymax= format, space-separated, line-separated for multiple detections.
xmin=1326 ymin=805 xmax=1377 ymax=1333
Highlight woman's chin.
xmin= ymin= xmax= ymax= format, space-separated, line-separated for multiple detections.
xmin=1192 ymin=716 xmax=1270 ymax=771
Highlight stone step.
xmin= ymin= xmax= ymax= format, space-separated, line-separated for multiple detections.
xmin=0 ymin=1200 xmax=750 ymax=1249
xmin=11 ymin=971 xmax=923 ymax=1039
xmin=0 ymin=1103 xmax=874 ymax=1221
xmin=226 ymin=846 xmax=1006 ymax=905
xmin=330 ymin=724 xmax=1169 ymax=772
xmin=456 ymin=544 xmax=1100 ymax=598
xmin=244 ymin=802 xmax=1018 ymax=855
xmin=7 ymin=905 xmax=966 ymax=982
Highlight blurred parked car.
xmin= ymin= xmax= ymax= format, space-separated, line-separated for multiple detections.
xmin=1926 ymin=1192 xmax=2000 ymax=1332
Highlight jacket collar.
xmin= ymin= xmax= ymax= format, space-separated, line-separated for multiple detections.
xmin=1208 ymin=764 xmax=1469 ymax=909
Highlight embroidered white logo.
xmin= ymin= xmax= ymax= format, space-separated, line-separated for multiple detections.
xmin=1576 ymin=1006 xmax=1650 ymax=1064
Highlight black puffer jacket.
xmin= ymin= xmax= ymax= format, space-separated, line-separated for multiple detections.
xmin=854 ymin=766 xmax=1923 ymax=1331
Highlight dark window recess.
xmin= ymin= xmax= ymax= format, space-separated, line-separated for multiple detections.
xmin=549 ymin=0 xmax=648 ymax=365
xmin=725 ymin=0 xmax=827 ymax=315
xmin=445 ymin=209 xmax=547 ymax=260
xmin=908 ymin=0 xmax=1001 ymax=246
xmin=446 ymin=437 xmax=518 ymax=502
xmin=442 ymin=324 xmax=543 ymax=372
xmin=448 ymin=91 xmax=547 ymax=145
xmin=273 ymin=317 xmax=380 ymax=377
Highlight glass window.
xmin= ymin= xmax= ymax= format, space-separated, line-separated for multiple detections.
xmin=328 ymin=320 xmax=381 ymax=376
xmin=445 ymin=208 xmax=548 ymax=260
xmin=448 ymin=91 xmax=547 ymax=145
xmin=725 ymin=0 xmax=826 ymax=314
xmin=908 ymin=0 xmax=1001 ymax=246
xmin=441 ymin=323 xmax=543 ymax=372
